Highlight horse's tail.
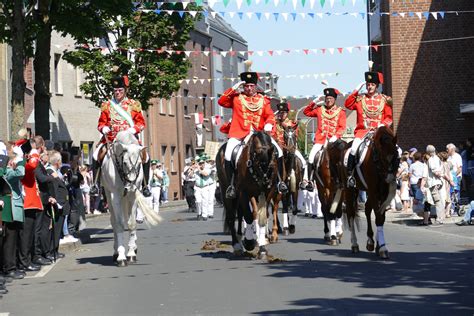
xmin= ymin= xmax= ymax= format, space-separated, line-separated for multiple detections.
xmin=257 ymin=193 xmax=267 ymax=227
xmin=135 ymin=191 xmax=162 ymax=226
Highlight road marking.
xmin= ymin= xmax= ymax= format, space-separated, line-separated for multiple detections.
xmin=24 ymin=259 xmax=61 ymax=279
xmin=387 ymin=222 xmax=474 ymax=241
xmin=90 ymin=225 xmax=113 ymax=238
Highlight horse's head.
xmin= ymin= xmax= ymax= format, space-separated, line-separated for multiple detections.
xmin=372 ymin=126 xmax=398 ymax=179
xmin=113 ymin=131 xmax=145 ymax=192
xmin=283 ymin=124 xmax=298 ymax=152
xmin=250 ymin=131 xmax=275 ymax=171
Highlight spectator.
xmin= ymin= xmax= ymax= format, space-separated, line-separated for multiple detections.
xmin=425 ymin=145 xmax=445 ymax=227
xmin=182 ymin=158 xmax=197 ymax=213
xmin=400 ymin=173 xmax=410 ymax=212
xmin=447 ymin=143 xmax=462 ymax=208
xmin=409 ymin=152 xmax=424 ymax=198
xmin=456 ymin=201 xmax=473 ymax=226
xmin=438 ymin=151 xmax=454 ymax=219
xmin=206 ymin=158 xmax=217 ymax=219
xmin=80 ymin=165 xmax=92 ymax=215
xmin=460 ymin=141 xmax=469 ymax=191
xmin=408 ymin=147 xmax=418 ymax=165
xmin=149 ymin=160 xmax=163 ymax=214
xmin=466 ymin=138 xmax=474 ymax=186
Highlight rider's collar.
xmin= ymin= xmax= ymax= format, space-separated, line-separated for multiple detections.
xmin=366 ymin=92 xmax=379 ymax=99
xmin=112 ymin=97 xmax=128 ymax=104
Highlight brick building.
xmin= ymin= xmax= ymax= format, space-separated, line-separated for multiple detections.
xmin=368 ymin=0 xmax=474 ymax=150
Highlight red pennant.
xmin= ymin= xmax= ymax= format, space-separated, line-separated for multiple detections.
xmin=268 ymin=50 xmax=274 ymax=56
xmin=248 ymin=51 xmax=254 ymax=56
xmin=193 ymin=50 xmax=200 ymax=56
xmin=372 ymin=45 xmax=380 ymax=52
xmin=337 ymin=48 xmax=343 ymax=54
xmin=321 ymin=48 xmax=326 ymax=54
xmin=229 ymin=51 xmax=236 ymax=56
xmin=303 ymin=49 xmax=309 ymax=55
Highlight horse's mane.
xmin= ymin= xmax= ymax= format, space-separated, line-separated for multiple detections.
xmin=254 ymin=131 xmax=272 ymax=147
xmin=115 ymin=131 xmax=140 ymax=146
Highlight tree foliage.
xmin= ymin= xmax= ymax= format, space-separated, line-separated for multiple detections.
xmin=63 ymin=3 xmax=198 ymax=110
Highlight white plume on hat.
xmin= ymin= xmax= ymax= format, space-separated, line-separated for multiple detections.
xmin=368 ymin=60 xmax=374 ymax=71
xmin=244 ymin=60 xmax=253 ymax=71
xmin=321 ymin=80 xmax=329 ymax=86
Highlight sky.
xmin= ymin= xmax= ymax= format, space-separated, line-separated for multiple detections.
xmin=209 ymin=0 xmax=370 ymax=97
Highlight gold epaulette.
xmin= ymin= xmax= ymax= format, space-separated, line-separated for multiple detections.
xmin=382 ymin=94 xmax=393 ymax=106
xmin=130 ymin=99 xmax=142 ymax=112
xmin=100 ymin=101 xmax=110 ymax=111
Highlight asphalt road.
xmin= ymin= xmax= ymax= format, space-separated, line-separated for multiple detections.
xmin=1 ymin=205 xmax=473 ymax=315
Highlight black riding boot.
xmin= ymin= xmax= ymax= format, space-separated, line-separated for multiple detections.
xmin=142 ymin=160 xmax=151 ymax=197
xmin=89 ymin=160 xmax=101 ymax=196
xmin=277 ymin=157 xmax=289 ymax=194
xmin=224 ymin=160 xmax=236 ymax=199
xmin=305 ymin=163 xmax=314 ymax=191
xmin=347 ymin=154 xmax=356 ymax=188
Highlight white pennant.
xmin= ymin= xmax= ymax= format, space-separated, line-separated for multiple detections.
xmin=299 ymin=13 xmax=306 ymax=19
xmin=235 ymin=0 xmax=243 ymax=9
xmin=309 ymin=0 xmax=315 ymax=9
xmin=313 ymin=74 xmax=319 ymax=79
xmin=352 ymin=0 xmax=356 ymax=5
xmin=189 ymin=11 xmax=197 ymax=17
xmin=273 ymin=0 xmax=280 ymax=6
xmin=208 ymin=0 xmax=218 ymax=8
xmin=264 ymin=12 xmax=271 ymax=20
xmin=399 ymin=12 xmax=406 ymax=18
xmin=203 ymin=51 xmax=209 ymax=56
xmin=178 ymin=79 xmax=183 ymax=84
xmin=346 ymin=47 xmax=353 ymax=53
xmin=207 ymin=79 xmax=212 ymax=83
xmin=316 ymin=13 xmax=323 ymax=19
xmin=329 ymin=48 xmax=335 ymax=54
xmin=229 ymin=12 xmax=235 ymax=18
xmin=294 ymin=49 xmax=300 ymax=54
xmin=255 ymin=0 xmax=261 ymax=3
xmin=415 ymin=12 xmax=422 ymax=19
xmin=329 ymin=0 xmax=335 ymax=7
xmin=210 ymin=11 xmax=218 ymax=18
xmin=246 ymin=12 xmax=253 ymax=19
xmin=185 ymin=79 xmax=190 ymax=84
xmin=292 ymin=0 xmax=298 ymax=9
xmin=184 ymin=51 xmax=192 ymax=57
xmin=221 ymin=51 xmax=228 ymax=57
xmin=209 ymin=97 xmax=215 ymax=101
xmin=281 ymin=12 xmax=289 ymax=21
xmin=275 ymin=50 xmax=283 ymax=56
xmin=363 ymin=45 xmax=370 ymax=52
xmin=165 ymin=10 xmax=173 ymax=15
xmin=311 ymin=49 xmax=318 ymax=54
xmin=182 ymin=2 xmax=189 ymax=9
xmin=431 ymin=12 xmax=438 ymax=20
xmin=199 ymin=79 xmax=205 ymax=84
xmin=193 ymin=79 xmax=198 ymax=84
xmin=350 ymin=12 xmax=358 ymax=18
xmin=256 ymin=51 xmax=264 ymax=56
xmin=165 ymin=50 xmax=173 ymax=55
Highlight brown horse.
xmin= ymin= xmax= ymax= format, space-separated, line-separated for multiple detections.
xmin=280 ymin=124 xmax=304 ymax=236
xmin=216 ymin=131 xmax=281 ymax=258
xmin=313 ymin=139 xmax=348 ymax=246
xmin=344 ymin=126 xmax=398 ymax=259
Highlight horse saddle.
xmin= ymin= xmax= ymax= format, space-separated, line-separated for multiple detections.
xmin=343 ymin=138 xmax=371 ymax=168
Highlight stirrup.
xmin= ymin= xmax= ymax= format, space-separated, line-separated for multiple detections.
xmin=347 ymin=176 xmax=356 ymax=188
xmin=142 ymin=186 xmax=152 ymax=198
xmin=90 ymin=184 xmax=100 ymax=196
xmin=226 ymin=185 xmax=236 ymax=199
xmin=305 ymin=181 xmax=314 ymax=191
xmin=278 ymin=181 xmax=288 ymax=194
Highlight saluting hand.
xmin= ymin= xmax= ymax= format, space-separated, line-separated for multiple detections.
xmin=232 ymin=81 xmax=246 ymax=91
xmin=102 ymin=126 xmax=111 ymax=135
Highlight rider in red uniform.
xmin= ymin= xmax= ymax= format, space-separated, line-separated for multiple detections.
xmin=90 ymin=75 xmax=150 ymax=196
xmin=218 ymin=70 xmax=287 ymax=198
xmin=344 ymin=71 xmax=393 ymax=187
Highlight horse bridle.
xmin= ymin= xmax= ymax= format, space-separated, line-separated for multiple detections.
xmin=247 ymin=136 xmax=277 ymax=190
xmin=106 ymin=138 xmax=142 ymax=190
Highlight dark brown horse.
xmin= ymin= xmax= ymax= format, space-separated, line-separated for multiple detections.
xmin=313 ymin=139 xmax=348 ymax=245
xmin=344 ymin=126 xmax=398 ymax=259
xmin=280 ymin=124 xmax=304 ymax=236
xmin=216 ymin=131 xmax=281 ymax=258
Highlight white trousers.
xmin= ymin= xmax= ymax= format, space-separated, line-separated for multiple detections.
xmin=225 ymin=136 xmax=283 ymax=162
xmin=151 ymin=186 xmax=161 ymax=213
xmin=308 ymin=143 xmax=323 ymax=164
xmin=208 ymin=183 xmax=216 ymax=216
xmin=195 ymin=186 xmax=211 ymax=218
xmin=294 ymin=149 xmax=307 ymax=169
xmin=350 ymin=137 xmax=363 ymax=156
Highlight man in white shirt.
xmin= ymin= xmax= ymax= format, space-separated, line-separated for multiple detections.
xmin=408 ymin=152 xmax=424 ymax=197
xmin=425 ymin=145 xmax=445 ymax=226
xmin=447 ymin=143 xmax=462 ymax=208
xmin=150 ymin=160 xmax=163 ymax=214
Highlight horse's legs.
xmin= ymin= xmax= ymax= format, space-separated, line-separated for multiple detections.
xmin=326 ymin=212 xmax=338 ymax=246
xmin=281 ymin=194 xmax=289 ymax=235
xmin=345 ymin=188 xmax=360 ymax=253
xmin=349 ymin=216 xmax=359 ymax=253
xmin=288 ymin=192 xmax=298 ymax=234
xmin=322 ymin=211 xmax=330 ymax=241
xmin=270 ymin=196 xmax=280 ymax=243
xmin=127 ymin=229 xmax=138 ymax=263
xmin=375 ymin=211 xmax=389 ymax=259
xmin=335 ymin=205 xmax=344 ymax=243
xmin=106 ymin=191 xmax=119 ymax=261
xmin=365 ymin=199 xmax=375 ymax=252
xmin=109 ymin=192 xmax=127 ymax=266
xmin=242 ymin=194 xmax=257 ymax=252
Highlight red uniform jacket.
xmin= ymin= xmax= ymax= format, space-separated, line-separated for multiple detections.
xmin=218 ymin=89 xmax=275 ymax=139
xmin=303 ymin=102 xmax=347 ymax=144
xmin=21 ymin=150 xmax=43 ymax=211
xmin=273 ymin=118 xmax=298 ymax=147
xmin=97 ymin=98 xmax=146 ymax=143
xmin=344 ymin=92 xmax=393 ymax=138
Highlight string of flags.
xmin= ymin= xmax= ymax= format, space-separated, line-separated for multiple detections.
xmin=139 ymin=8 xmax=472 ymax=21
xmin=167 ymin=92 xmax=353 ymax=100
xmin=179 ymin=72 xmax=339 ymax=84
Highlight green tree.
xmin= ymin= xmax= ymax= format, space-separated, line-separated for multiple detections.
xmin=63 ymin=3 xmax=198 ymax=110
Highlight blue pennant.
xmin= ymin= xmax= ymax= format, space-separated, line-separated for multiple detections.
xmin=439 ymin=11 xmax=445 ymax=19
xmin=238 ymin=12 xmax=244 ymax=19
xmin=256 ymin=12 xmax=262 ymax=20
xmin=154 ymin=9 xmax=161 ymax=14
xmin=308 ymin=12 xmax=314 ymax=18
xmin=408 ymin=12 xmax=414 ymax=17
xmin=391 ymin=12 xmax=398 ymax=16
xmin=202 ymin=11 xmax=208 ymax=17
xmin=273 ymin=12 xmax=279 ymax=21
xmin=359 ymin=12 xmax=365 ymax=19
xmin=178 ymin=11 xmax=185 ymax=17
xmin=291 ymin=12 xmax=297 ymax=21
xmin=220 ymin=11 xmax=226 ymax=17
xmin=422 ymin=12 xmax=429 ymax=19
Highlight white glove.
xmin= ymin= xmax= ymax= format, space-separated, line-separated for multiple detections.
xmin=377 ymin=123 xmax=385 ymax=128
xmin=12 ymin=146 xmax=23 ymax=163
xmin=102 ymin=126 xmax=111 ymax=135
xmin=312 ymin=95 xmax=324 ymax=105
xmin=232 ymin=81 xmax=245 ymax=91
xmin=329 ymin=136 xmax=337 ymax=143
xmin=264 ymin=123 xmax=273 ymax=132
xmin=127 ymin=127 xmax=137 ymax=134
xmin=355 ymin=81 xmax=366 ymax=92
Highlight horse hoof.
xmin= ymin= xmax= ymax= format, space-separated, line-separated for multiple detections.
xmin=324 ymin=236 xmax=331 ymax=242
xmin=288 ymin=225 xmax=296 ymax=234
xmin=116 ymin=259 xmax=128 ymax=267
xmin=366 ymin=242 xmax=375 ymax=252
xmin=243 ymin=238 xmax=256 ymax=252
xmin=337 ymin=232 xmax=343 ymax=243
xmin=127 ymin=256 xmax=137 ymax=264
xmin=270 ymin=235 xmax=278 ymax=244
xmin=351 ymin=245 xmax=360 ymax=253
xmin=327 ymin=236 xmax=338 ymax=246
xmin=258 ymin=246 xmax=267 ymax=260
xmin=112 ymin=254 xmax=118 ymax=263
xmin=282 ymin=228 xmax=289 ymax=236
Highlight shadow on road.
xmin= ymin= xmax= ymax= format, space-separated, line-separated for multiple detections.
xmin=253 ymin=248 xmax=474 ymax=314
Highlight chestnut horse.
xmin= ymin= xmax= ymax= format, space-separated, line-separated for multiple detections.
xmin=344 ymin=126 xmax=398 ymax=259
xmin=313 ymin=139 xmax=348 ymax=245
xmin=280 ymin=124 xmax=304 ymax=236
xmin=216 ymin=131 xmax=282 ymax=259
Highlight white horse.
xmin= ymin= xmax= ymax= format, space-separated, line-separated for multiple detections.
xmin=101 ymin=131 xmax=161 ymax=267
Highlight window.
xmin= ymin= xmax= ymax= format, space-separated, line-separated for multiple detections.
xmin=214 ymin=48 xmax=223 ymax=73
xmin=54 ymin=54 xmax=63 ymax=95
xmin=184 ymin=105 xmax=188 ymax=115
xmin=159 ymin=99 xmax=165 ymax=114
xmin=75 ymin=67 xmax=82 ymax=97
xmin=167 ymin=99 xmax=173 ymax=116
xmin=183 ymin=89 xmax=189 ymax=115
xmin=161 ymin=145 xmax=167 ymax=163
xmin=202 ymin=94 xmax=207 ymax=117
xmin=195 ymin=104 xmax=199 ymax=113
xmin=201 ymin=44 xmax=207 ymax=69
xmin=81 ymin=142 xmax=93 ymax=165
xmin=170 ymin=146 xmax=176 ymax=172
xmin=185 ymin=144 xmax=192 ymax=159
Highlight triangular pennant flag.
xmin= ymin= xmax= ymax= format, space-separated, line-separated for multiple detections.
xmin=246 ymin=0 xmax=252 ymax=5
xmin=221 ymin=51 xmax=228 ymax=57
xmin=184 ymin=51 xmax=192 ymax=57
xmin=349 ymin=12 xmax=357 ymax=18
xmin=202 ymin=11 xmax=208 ymax=18
xmin=309 ymin=0 xmax=315 ymax=9
xmin=268 ymin=50 xmax=274 ymax=56
xmin=273 ymin=12 xmax=279 ymax=21
xmin=178 ymin=11 xmax=185 ymax=17
xmin=359 ymin=12 xmax=365 ymax=19
xmin=337 ymin=47 xmax=343 ymax=53
xmin=341 ymin=0 xmax=346 ymax=5
xmin=329 ymin=0 xmax=334 ymax=7
xmin=274 ymin=0 xmax=280 ymax=6
xmin=329 ymin=48 xmax=335 ymax=54
xmin=264 ymin=12 xmax=271 ymax=20
xmin=199 ymin=79 xmax=205 ymax=84
xmin=399 ymin=12 xmax=406 ymax=18
xmin=256 ymin=0 xmax=261 ymax=4
xmin=346 ymin=47 xmax=353 ymax=53
xmin=303 ymin=49 xmax=309 ymax=55
xmin=431 ymin=12 xmax=438 ymax=20
xmin=237 ymin=12 xmax=244 ymax=19
xmin=256 ymin=51 xmax=264 ymax=56
xmin=415 ymin=12 xmax=422 ymax=19
xmin=321 ymin=48 xmax=326 ymax=54
xmin=308 ymin=12 xmax=314 ymax=18
xmin=209 ymin=96 xmax=215 ymax=101
xmin=182 ymin=2 xmax=189 ymax=9
xmin=291 ymin=12 xmax=297 ymax=20
xmin=210 ymin=11 xmax=217 ymax=18
xmin=193 ymin=79 xmax=198 ymax=84
xmin=320 ymin=0 xmax=325 ymax=7
xmin=203 ymin=51 xmax=210 ymax=56
xmin=256 ymin=12 xmax=262 ymax=20
xmin=208 ymin=0 xmax=218 ymax=8
xmin=178 ymin=79 xmax=183 ymax=84
xmin=316 ymin=12 xmax=323 ymax=18
xmin=408 ymin=12 xmax=414 ymax=17
xmin=229 ymin=11 xmax=235 ymax=18
xmin=165 ymin=10 xmax=173 ymax=15
xmin=351 ymin=0 xmax=355 ymax=5
xmin=195 ymin=0 xmax=203 ymax=5
xmin=439 ymin=11 xmax=445 ymax=19
xmin=248 ymin=51 xmax=254 ymax=56
xmin=236 ymin=0 xmax=243 ymax=9
xmin=423 ymin=12 xmax=430 ymax=19
xmin=189 ymin=11 xmax=197 ymax=17
xmin=281 ymin=12 xmax=289 ymax=21
xmin=299 ymin=12 xmax=306 ymax=19
xmin=292 ymin=0 xmax=298 ymax=9
xmin=275 ymin=50 xmax=283 ymax=55
xmin=223 ymin=0 xmax=230 ymax=7
xmin=246 ymin=12 xmax=253 ymax=19
xmin=207 ymin=79 xmax=212 ymax=83
xmin=311 ymin=49 xmax=318 ymax=54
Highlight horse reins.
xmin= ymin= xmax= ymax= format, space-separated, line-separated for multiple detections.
xmin=247 ymin=139 xmax=277 ymax=190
